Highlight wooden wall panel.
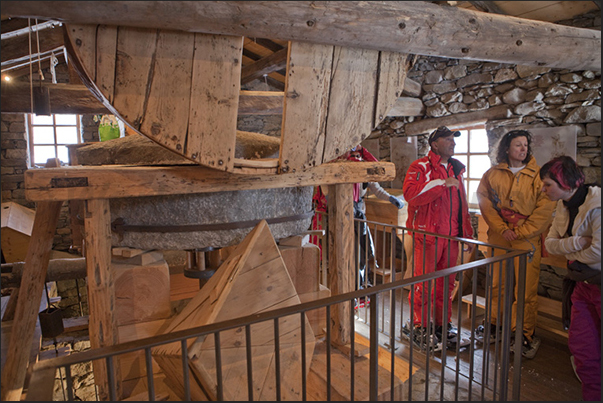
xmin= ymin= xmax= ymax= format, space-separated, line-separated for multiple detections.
xmin=279 ymin=41 xmax=333 ymax=173
xmin=186 ymin=33 xmax=242 ymax=171
xmin=322 ymin=46 xmax=379 ymax=163
xmin=139 ymin=30 xmax=195 ymax=155
xmin=113 ymin=26 xmax=157 ymax=129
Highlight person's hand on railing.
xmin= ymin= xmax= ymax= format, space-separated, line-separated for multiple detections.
xmin=502 ymin=229 xmax=517 ymax=242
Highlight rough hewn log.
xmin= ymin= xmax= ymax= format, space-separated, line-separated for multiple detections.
xmin=1 ymin=258 xmax=87 ymax=288
xmin=0 ymin=82 xmax=109 ymax=114
xmin=24 ymin=160 xmax=395 ymax=202
xmin=1 ymin=1 xmax=599 ymax=70
xmin=404 ymin=104 xmax=513 ymax=136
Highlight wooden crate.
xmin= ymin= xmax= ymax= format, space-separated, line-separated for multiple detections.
xmin=1 ymin=202 xmax=35 ymax=263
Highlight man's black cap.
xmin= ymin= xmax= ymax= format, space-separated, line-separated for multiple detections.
xmin=428 ymin=126 xmax=461 ymax=145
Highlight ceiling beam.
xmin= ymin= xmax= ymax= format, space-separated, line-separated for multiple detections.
xmin=241 ymin=47 xmax=288 ymax=85
xmin=1 ymin=24 xmax=63 ymax=64
xmin=1 ymin=1 xmax=599 ymax=71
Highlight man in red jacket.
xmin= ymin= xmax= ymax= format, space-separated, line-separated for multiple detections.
xmin=402 ymin=126 xmax=474 ymax=352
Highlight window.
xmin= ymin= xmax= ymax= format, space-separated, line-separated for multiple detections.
xmin=27 ymin=113 xmax=81 ymax=167
xmin=452 ymin=124 xmax=490 ymax=209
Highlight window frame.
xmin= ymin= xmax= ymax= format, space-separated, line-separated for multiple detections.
xmin=27 ymin=113 xmax=82 ymax=167
xmin=453 ymin=123 xmax=489 ymax=210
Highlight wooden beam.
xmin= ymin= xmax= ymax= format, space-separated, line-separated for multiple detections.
xmin=241 ymin=47 xmax=288 ymax=85
xmin=84 ymin=198 xmax=122 ymax=400
xmin=0 ymin=201 xmax=63 ymax=401
xmin=327 ymin=184 xmax=354 ymax=346
xmin=1 ymin=1 xmax=599 ymax=70
xmin=1 ymin=24 xmax=63 ymax=64
xmin=1 ymin=258 xmax=87 ymax=288
xmin=24 ymin=160 xmax=396 ymax=202
xmin=238 ymin=90 xmax=283 ymax=115
xmin=404 ymin=104 xmax=512 ymax=136
xmin=1 ymin=19 xmax=60 ymax=40
xmin=0 ymin=81 xmax=109 ymax=114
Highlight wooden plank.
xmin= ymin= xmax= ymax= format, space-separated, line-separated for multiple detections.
xmin=64 ymin=24 xmax=98 ymax=83
xmin=4 ymin=2 xmax=599 ymax=71
xmin=112 ymin=247 xmax=145 ymax=258
xmin=279 ymin=243 xmax=320 ymax=295
xmin=327 ymin=184 xmax=354 ymax=346
xmin=238 ymin=90 xmax=283 ymax=115
xmin=279 ymin=41 xmax=333 ymax=174
xmin=140 ymin=29 xmax=194 ymax=161
xmin=186 ymin=33 xmax=242 ymax=171
xmin=113 ymin=26 xmax=157 ymax=130
xmin=0 ymin=201 xmax=62 ymax=401
xmin=322 ymin=46 xmax=379 ymax=162
xmin=62 ymin=315 xmax=89 ymax=333
xmin=24 ymin=160 xmax=396 ymax=202
xmin=84 ymin=198 xmax=122 ymax=400
xmin=94 ymin=24 xmax=118 ymax=104
xmin=21 ymin=366 xmax=56 ymax=401
xmin=307 ymin=339 xmax=403 ymax=401
xmin=112 ymin=250 xmax=164 ymax=266
xmin=374 ymin=51 xmax=411 ymax=127
xmin=118 ymin=319 xmax=171 ymax=383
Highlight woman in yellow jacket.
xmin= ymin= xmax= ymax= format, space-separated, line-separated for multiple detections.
xmin=476 ymin=129 xmax=555 ymax=359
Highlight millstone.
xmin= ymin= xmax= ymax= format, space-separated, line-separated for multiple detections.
xmin=75 ymin=133 xmax=313 ymax=250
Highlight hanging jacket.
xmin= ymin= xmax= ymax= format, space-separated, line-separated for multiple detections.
xmin=402 ymin=150 xmax=473 ymax=239
xmin=545 ymin=185 xmax=601 ymax=271
xmin=476 ymin=155 xmax=555 ymax=240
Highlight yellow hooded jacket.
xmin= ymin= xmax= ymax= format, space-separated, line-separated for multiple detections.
xmin=477 ymin=156 xmax=555 ymax=240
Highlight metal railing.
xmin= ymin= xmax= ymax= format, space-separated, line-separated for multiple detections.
xmin=25 ymin=218 xmax=529 ymax=401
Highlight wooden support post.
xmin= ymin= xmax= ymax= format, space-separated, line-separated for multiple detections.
xmin=0 ymin=200 xmax=62 ymax=401
xmin=84 ymin=199 xmax=122 ymax=400
xmin=327 ymin=184 xmax=354 ymax=346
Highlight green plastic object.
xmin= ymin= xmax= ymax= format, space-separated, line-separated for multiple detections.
xmin=99 ymin=123 xmax=120 ymax=141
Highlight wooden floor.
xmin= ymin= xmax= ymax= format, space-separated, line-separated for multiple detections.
xmin=354 ymin=287 xmax=583 ymax=402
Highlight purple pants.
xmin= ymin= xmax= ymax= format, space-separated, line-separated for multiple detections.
xmin=568 ymin=282 xmax=601 ymax=401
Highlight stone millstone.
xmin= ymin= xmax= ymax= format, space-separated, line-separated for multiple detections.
xmin=110 ymin=187 xmax=313 ymax=250
xmin=76 ymin=132 xmax=312 ymax=250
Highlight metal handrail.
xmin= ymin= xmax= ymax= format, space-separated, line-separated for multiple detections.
xmin=26 ymin=222 xmax=530 ymax=401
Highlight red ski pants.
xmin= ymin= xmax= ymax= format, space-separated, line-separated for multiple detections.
xmin=408 ymin=236 xmax=459 ymax=327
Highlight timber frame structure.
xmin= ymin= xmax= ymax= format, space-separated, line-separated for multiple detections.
xmin=0 ymin=1 xmax=601 ymax=400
